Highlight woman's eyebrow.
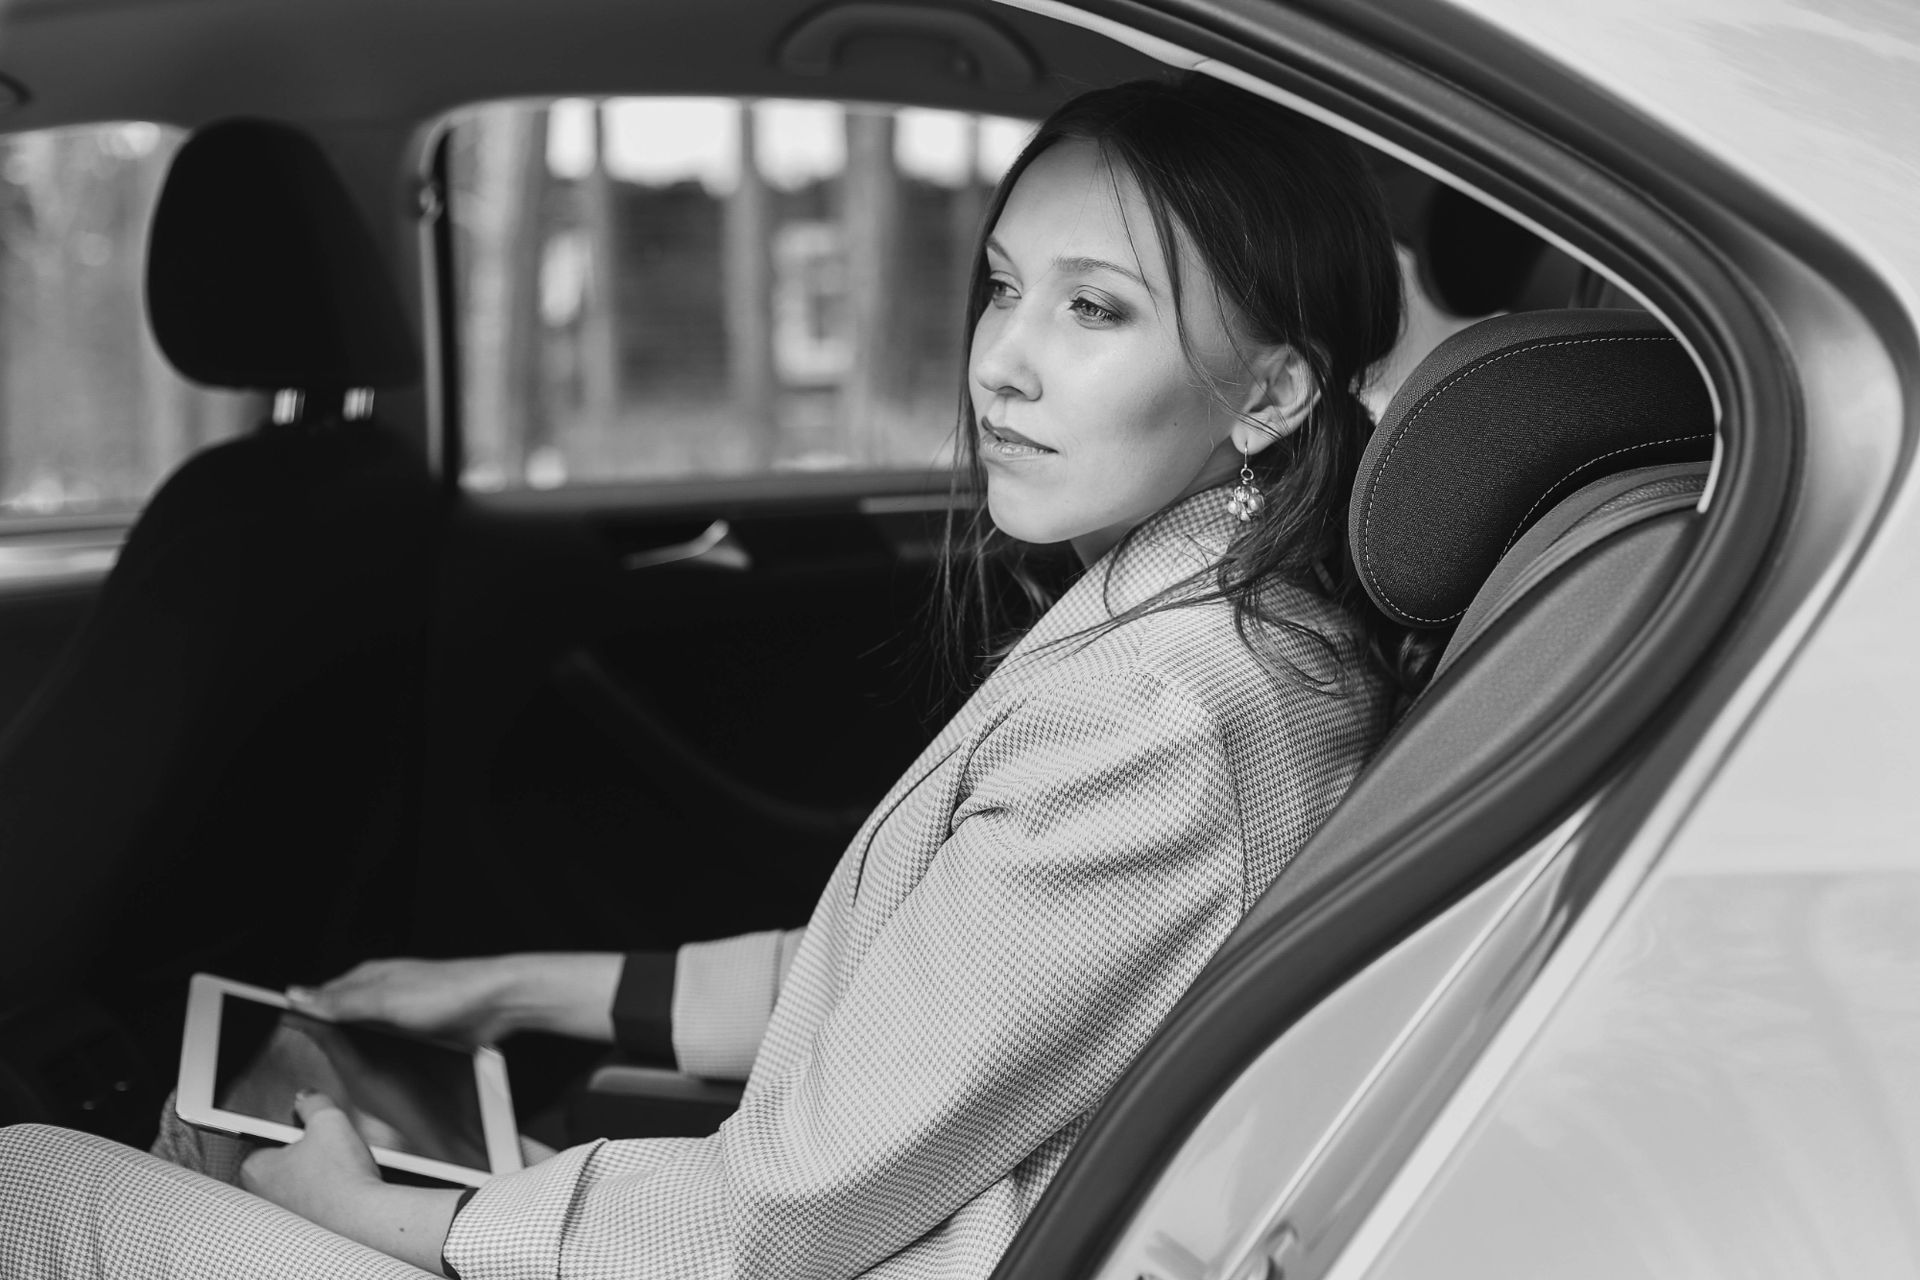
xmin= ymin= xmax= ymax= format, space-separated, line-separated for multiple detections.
xmin=983 ymin=238 xmax=1151 ymax=291
xmin=1055 ymin=255 xmax=1150 ymax=289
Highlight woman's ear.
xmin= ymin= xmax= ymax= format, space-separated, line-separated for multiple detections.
xmin=1232 ymin=345 xmax=1319 ymax=457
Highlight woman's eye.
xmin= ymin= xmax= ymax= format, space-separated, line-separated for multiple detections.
xmin=986 ymin=277 xmax=1017 ymax=305
xmin=1069 ymin=295 xmax=1124 ymax=325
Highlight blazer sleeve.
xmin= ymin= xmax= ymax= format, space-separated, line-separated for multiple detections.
xmin=672 ymin=927 xmax=808 ymax=1079
xmin=444 ymin=668 xmax=1247 ymax=1280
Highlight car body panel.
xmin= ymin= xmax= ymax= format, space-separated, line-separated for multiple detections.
xmin=1325 ymin=239 xmax=1916 ymax=1275
xmin=1357 ymin=871 xmax=1920 ymax=1279
xmin=1049 ymin=0 xmax=1920 ymax=1276
xmin=1326 ymin=0 xmax=1920 ymax=1274
xmin=1450 ymin=0 xmax=1920 ymax=326
xmin=1093 ymin=823 xmax=1573 ymax=1280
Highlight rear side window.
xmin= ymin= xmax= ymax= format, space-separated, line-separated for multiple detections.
xmin=0 ymin=123 xmax=252 ymax=524
xmin=441 ymin=97 xmax=1033 ymax=492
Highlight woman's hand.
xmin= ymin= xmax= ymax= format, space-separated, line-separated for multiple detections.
xmin=241 ymin=1091 xmax=466 ymax=1275
xmin=240 ymin=1089 xmax=384 ymax=1222
xmin=289 ymin=957 xmax=519 ymax=1044
xmin=290 ymin=953 xmax=626 ymax=1045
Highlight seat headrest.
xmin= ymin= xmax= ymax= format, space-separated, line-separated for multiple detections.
xmin=1418 ymin=185 xmax=1550 ymax=316
xmin=147 ymin=118 xmax=421 ymax=393
xmin=1351 ymin=308 xmax=1714 ymax=629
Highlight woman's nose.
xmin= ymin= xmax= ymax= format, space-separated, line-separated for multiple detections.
xmin=970 ymin=308 xmax=1039 ymax=401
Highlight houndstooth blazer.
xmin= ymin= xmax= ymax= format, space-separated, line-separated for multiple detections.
xmin=445 ymin=488 xmax=1391 ymax=1280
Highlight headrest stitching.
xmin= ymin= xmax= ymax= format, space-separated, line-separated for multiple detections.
xmin=1361 ymin=333 xmax=1676 ymax=625
xmin=1500 ymin=432 xmax=1714 ymax=558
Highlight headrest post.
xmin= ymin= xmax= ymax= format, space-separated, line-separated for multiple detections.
xmin=271 ymin=389 xmax=306 ymax=425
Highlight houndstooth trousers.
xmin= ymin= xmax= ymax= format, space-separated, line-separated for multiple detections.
xmin=0 ymin=1116 xmax=437 ymax=1279
xmin=0 ymin=491 xmax=1390 ymax=1280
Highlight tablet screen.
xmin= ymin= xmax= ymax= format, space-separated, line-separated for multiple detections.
xmin=214 ymin=993 xmax=490 ymax=1169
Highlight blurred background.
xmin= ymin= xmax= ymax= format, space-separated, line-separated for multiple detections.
xmin=449 ymin=98 xmax=1031 ymax=491
xmin=0 ymin=122 xmax=251 ymax=521
xmin=0 ymin=98 xmax=1035 ymax=521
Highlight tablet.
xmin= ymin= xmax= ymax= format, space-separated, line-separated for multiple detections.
xmin=177 ymin=973 xmax=522 ymax=1186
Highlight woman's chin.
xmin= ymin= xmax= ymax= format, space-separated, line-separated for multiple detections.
xmin=984 ymin=486 xmax=1070 ymax=547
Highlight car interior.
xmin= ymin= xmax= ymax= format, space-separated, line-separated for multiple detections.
xmin=0 ymin=0 xmax=1734 ymax=1266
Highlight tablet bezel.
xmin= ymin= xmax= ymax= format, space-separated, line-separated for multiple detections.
xmin=177 ymin=972 xmax=522 ymax=1187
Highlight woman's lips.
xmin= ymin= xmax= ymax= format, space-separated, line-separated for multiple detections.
xmin=981 ymin=420 xmax=1056 ymax=459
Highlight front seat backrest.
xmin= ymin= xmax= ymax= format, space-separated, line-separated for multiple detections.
xmin=1274 ymin=308 xmax=1715 ymax=902
xmin=0 ymin=119 xmax=431 ymax=1018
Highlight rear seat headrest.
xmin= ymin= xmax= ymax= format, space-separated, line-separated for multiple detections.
xmin=147 ymin=118 xmax=421 ymax=394
xmin=1351 ymin=308 xmax=1714 ymax=629
xmin=1419 ymin=185 xmax=1550 ymax=317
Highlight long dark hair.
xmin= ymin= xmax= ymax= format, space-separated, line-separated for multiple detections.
xmin=932 ymin=75 xmax=1435 ymax=704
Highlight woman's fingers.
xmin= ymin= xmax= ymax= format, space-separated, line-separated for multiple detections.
xmin=285 ymin=957 xmax=510 ymax=1042
xmin=288 ymin=1091 xmax=379 ymax=1173
xmin=242 ymin=1088 xmax=386 ymax=1225
xmin=291 ymin=1089 xmax=343 ymax=1125
xmin=289 ymin=960 xmax=405 ymax=1022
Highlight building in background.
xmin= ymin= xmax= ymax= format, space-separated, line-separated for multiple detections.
xmin=447 ymin=97 xmax=1032 ymax=491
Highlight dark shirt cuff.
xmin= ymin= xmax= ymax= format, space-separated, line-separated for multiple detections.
xmin=609 ymin=950 xmax=677 ymax=1064
xmin=440 ymin=1186 xmax=479 ymax=1279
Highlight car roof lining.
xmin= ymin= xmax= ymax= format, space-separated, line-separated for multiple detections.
xmin=0 ymin=0 xmax=1162 ymax=132
xmin=0 ymin=0 xmax=1642 ymax=422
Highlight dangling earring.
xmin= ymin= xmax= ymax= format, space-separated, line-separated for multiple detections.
xmin=1227 ymin=450 xmax=1265 ymax=523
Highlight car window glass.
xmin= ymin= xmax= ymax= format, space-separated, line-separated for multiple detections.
xmin=441 ymin=97 xmax=1034 ymax=492
xmin=0 ymin=123 xmax=253 ymax=524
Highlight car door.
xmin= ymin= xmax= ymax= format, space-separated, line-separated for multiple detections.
xmin=405 ymin=96 xmax=1034 ymax=967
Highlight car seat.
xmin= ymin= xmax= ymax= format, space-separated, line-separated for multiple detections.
xmin=0 ymin=119 xmax=434 ymax=1135
xmin=1372 ymin=161 xmax=1590 ymax=320
xmin=568 ymin=307 xmax=1717 ymax=1151
xmin=1413 ymin=184 xmax=1584 ymax=316
xmin=988 ymin=307 xmax=1719 ymax=1279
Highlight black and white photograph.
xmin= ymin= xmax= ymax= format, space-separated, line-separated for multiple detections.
xmin=0 ymin=0 xmax=1915 ymax=1277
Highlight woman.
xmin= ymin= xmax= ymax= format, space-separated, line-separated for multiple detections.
xmin=0 ymin=75 xmax=1417 ymax=1279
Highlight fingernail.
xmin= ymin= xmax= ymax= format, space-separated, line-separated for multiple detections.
xmin=294 ymin=1088 xmax=315 ymax=1100
xmin=286 ymin=986 xmax=313 ymax=1002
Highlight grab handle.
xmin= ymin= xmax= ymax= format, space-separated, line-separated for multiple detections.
xmin=622 ymin=519 xmax=751 ymax=572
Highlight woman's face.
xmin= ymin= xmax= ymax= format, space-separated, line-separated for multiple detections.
xmin=969 ymin=139 xmax=1259 ymax=564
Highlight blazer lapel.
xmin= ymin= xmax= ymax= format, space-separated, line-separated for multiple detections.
xmin=845 ymin=488 xmax=1240 ymax=898
xmin=844 ymin=555 xmax=1120 ymax=876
